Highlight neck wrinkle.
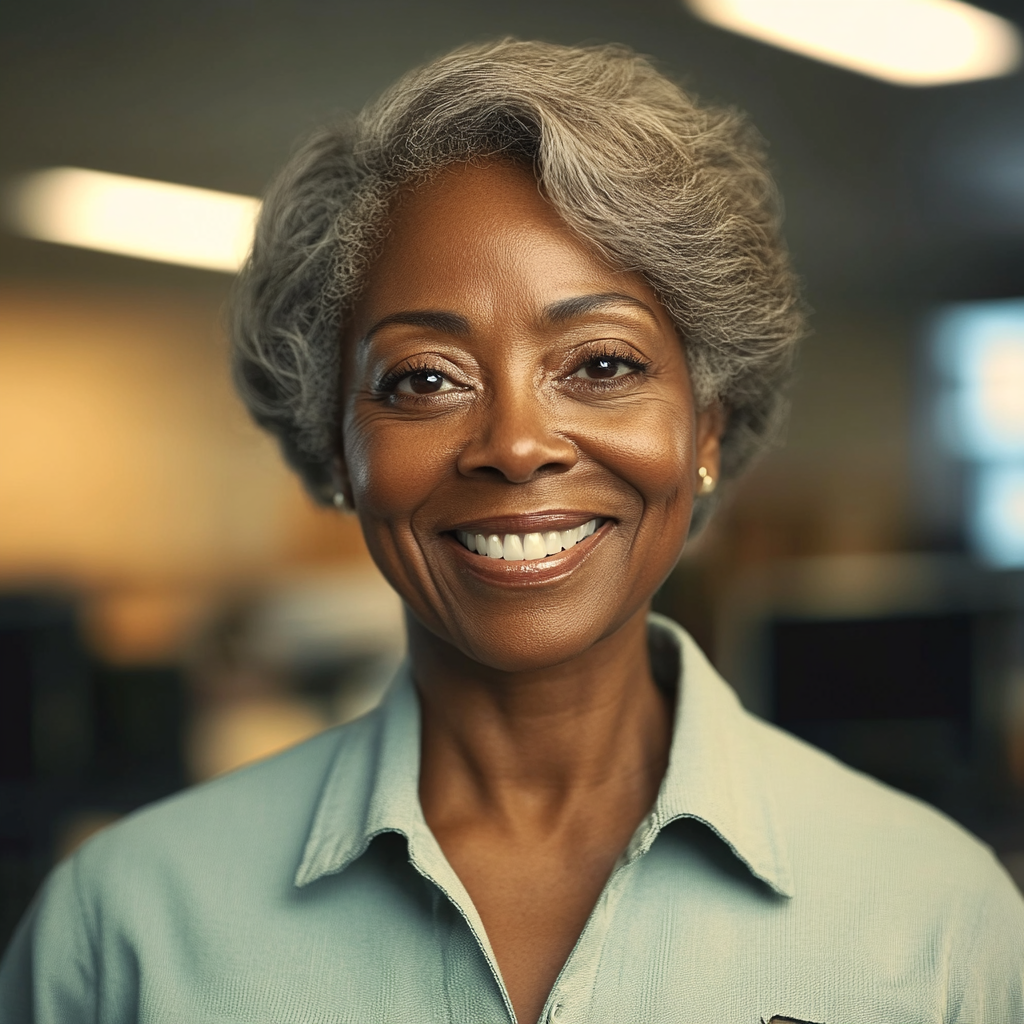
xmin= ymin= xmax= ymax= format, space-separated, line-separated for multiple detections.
xmin=413 ymin=605 xmax=672 ymax=830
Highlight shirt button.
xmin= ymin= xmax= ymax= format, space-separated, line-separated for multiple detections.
xmin=547 ymin=1001 xmax=563 ymax=1023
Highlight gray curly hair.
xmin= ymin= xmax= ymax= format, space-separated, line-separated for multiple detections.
xmin=231 ymin=38 xmax=805 ymax=513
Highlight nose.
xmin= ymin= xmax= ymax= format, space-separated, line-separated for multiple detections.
xmin=457 ymin=388 xmax=578 ymax=484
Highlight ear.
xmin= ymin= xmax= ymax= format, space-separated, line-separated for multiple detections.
xmin=694 ymin=401 xmax=725 ymax=487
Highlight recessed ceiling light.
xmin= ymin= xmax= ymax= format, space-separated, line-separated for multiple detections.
xmin=4 ymin=167 xmax=260 ymax=272
xmin=685 ymin=0 xmax=1022 ymax=86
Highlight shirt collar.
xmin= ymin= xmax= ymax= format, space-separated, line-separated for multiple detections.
xmin=295 ymin=613 xmax=793 ymax=898
xmin=294 ymin=670 xmax=427 ymax=887
xmin=634 ymin=614 xmax=794 ymax=897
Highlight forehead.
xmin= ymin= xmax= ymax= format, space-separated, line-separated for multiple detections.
xmin=354 ymin=159 xmax=667 ymax=325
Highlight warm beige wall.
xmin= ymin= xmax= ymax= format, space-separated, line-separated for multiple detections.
xmin=0 ymin=283 xmax=371 ymax=656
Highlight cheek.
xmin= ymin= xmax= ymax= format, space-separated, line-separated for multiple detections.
xmin=343 ymin=418 xmax=450 ymax=523
xmin=589 ymin=398 xmax=694 ymax=510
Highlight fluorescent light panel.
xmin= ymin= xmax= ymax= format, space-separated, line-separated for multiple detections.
xmin=686 ymin=0 xmax=1022 ymax=86
xmin=5 ymin=167 xmax=260 ymax=272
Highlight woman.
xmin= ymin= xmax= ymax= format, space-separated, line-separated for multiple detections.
xmin=2 ymin=39 xmax=1022 ymax=1024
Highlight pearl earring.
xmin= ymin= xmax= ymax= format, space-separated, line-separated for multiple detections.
xmin=332 ymin=491 xmax=346 ymax=509
xmin=698 ymin=466 xmax=716 ymax=494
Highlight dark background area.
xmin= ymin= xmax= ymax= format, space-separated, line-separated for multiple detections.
xmin=2 ymin=0 xmax=1024 ymax=949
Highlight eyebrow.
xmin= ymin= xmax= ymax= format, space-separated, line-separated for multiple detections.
xmin=543 ymin=292 xmax=660 ymax=327
xmin=360 ymin=292 xmax=659 ymax=345
xmin=361 ymin=310 xmax=471 ymax=345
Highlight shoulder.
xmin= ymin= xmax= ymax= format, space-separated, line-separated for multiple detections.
xmin=668 ymin=616 xmax=1020 ymax=910
xmin=748 ymin=708 xmax=1023 ymax=917
xmin=73 ymin=712 xmax=373 ymax=900
xmin=746 ymin=712 xmax=1024 ymax=1014
xmin=752 ymin=711 xmax=988 ymax=853
xmin=0 ymin=712 xmax=386 ymax=1021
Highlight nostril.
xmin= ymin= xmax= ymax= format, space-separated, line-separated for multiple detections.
xmin=463 ymin=459 xmax=573 ymax=484
xmin=468 ymin=465 xmax=513 ymax=481
xmin=536 ymin=462 xmax=573 ymax=480
xmin=456 ymin=422 xmax=578 ymax=483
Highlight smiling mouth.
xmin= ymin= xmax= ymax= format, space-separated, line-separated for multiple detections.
xmin=453 ymin=518 xmax=604 ymax=562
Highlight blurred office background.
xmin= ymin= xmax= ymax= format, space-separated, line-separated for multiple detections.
xmin=2 ymin=0 xmax=1024 ymax=946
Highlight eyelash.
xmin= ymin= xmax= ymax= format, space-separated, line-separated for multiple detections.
xmin=373 ymin=344 xmax=650 ymax=396
xmin=374 ymin=359 xmax=452 ymax=395
xmin=569 ymin=343 xmax=650 ymax=382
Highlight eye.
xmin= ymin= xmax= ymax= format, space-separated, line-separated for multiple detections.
xmin=394 ymin=369 xmax=457 ymax=395
xmin=572 ymin=356 xmax=639 ymax=381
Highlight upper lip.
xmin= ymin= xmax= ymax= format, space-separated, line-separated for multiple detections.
xmin=445 ymin=509 xmax=607 ymax=535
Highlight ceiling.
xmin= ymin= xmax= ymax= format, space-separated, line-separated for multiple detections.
xmin=2 ymin=0 xmax=1023 ymax=305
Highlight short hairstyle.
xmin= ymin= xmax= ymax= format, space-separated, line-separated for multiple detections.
xmin=231 ymin=38 xmax=805 ymax=515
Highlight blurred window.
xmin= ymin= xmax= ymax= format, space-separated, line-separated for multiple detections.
xmin=932 ymin=299 xmax=1024 ymax=567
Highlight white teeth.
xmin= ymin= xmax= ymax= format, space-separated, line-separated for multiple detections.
xmin=523 ymin=533 xmax=546 ymax=560
xmin=457 ymin=519 xmax=602 ymax=561
xmin=502 ymin=534 xmax=525 ymax=560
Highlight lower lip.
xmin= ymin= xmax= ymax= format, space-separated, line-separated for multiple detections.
xmin=442 ymin=522 xmax=612 ymax=586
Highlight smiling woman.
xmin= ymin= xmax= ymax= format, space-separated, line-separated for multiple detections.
xmin=3 ymin=38 xmax=1023 ymax=1024
xmin=339 ymin=159 xmax=716 ymax=680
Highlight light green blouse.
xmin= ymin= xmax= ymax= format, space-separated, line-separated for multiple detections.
xmin=2 ymin=615 xmax=1022 ymax=1023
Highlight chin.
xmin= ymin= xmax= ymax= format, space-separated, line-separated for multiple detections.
xmin=445 ymin=602 xmax=646 ymax=675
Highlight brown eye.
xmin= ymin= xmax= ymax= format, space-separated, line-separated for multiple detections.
xmin=573 ymin=357 xmax=636 ymax=381
xmin=396 ymin=370 xmax=453 ymax=395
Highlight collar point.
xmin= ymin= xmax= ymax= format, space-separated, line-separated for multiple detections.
xmin=758 ymin=866 xmax=795 ymax=899
xmin=294 ymin=842 xmax=364 ymax=889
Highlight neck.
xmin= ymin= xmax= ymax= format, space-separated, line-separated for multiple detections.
xmin=412 ymin=605 xmax=673 ymax=832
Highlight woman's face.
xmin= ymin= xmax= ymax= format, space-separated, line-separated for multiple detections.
xmin=339 ymin=159 xmax=721 ymax=672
